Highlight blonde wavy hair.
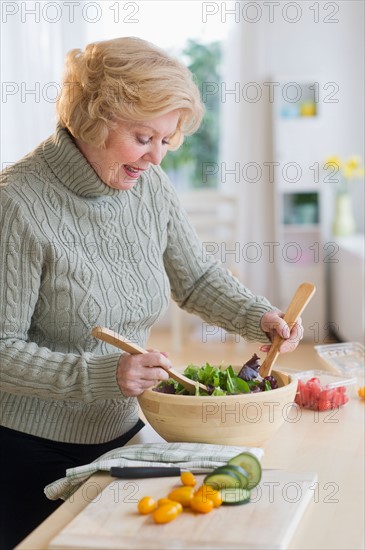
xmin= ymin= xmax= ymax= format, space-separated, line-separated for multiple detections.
xmin=56 ymin=37 xmax=204 ymax=149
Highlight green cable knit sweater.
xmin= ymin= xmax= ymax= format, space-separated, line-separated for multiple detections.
xmin=0 ymin=125 xmax=274 ymax=444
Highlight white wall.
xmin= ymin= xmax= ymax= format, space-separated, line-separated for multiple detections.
xmin=0 ymin=1 xmax=229 ymax=166
xmin=1 ymin=11 xmax=88 ymax=166
xmin=220 ymin=0 xmax=364 ymax=303
xmin=2 ymin=1 xmax=363 ymax=271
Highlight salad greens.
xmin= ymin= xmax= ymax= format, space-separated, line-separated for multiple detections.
xmin=154 ymin=356 xmax=278 ymax=396
xmin=184 ymin=363 xmax=251 ymax=396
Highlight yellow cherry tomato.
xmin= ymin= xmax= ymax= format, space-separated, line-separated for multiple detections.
xmin=168 ymin=486 xmax=195 ymax=507
xmin=195 ymin=485 xmax=222 ymax=508
xmin=157 ymin=498 xmax=176 ymax=507
xmin=180 ymin=471 xmax=197 ymax=487
xmin=358 ymin=386 xmax=365 ymax=399
xmin=153 ymin=502 xmax=182 ymax=524
xmin=137 ymin=496 xmax=157 ymax=515
xmin=190 ymin=495 xmax=214 ymax=514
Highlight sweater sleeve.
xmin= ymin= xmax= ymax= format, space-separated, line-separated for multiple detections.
xmin=161 ymin=174 xmax=275 ymax=342
xmin=0 ymin=197 xmax=123 ymax=403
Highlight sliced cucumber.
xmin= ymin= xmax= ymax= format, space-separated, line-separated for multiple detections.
xmin=221 ymin=487 xmax=251 ymax=505
xmin=204 ymin=466 xmax=242 ymax=490
xmin=228 ymin=452 xmax=262 ymax=489
xmin=222 ymin=464 xmax=249 ymax=489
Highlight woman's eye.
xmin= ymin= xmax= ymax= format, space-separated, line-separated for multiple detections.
xmin=136 ymin=136 xmax=170 ymax=146
xmin=137 ymin=136 xmax=150 ymax=145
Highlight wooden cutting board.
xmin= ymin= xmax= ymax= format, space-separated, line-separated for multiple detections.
xmin=49 ymin=470 xmax=317 ymax=550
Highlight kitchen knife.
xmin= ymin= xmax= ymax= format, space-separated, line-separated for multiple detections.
xmin=110 ymin=466 xmax=182 ymax=479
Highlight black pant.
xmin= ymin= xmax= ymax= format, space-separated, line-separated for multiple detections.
xmin=0 ymin=420 xmax=144 ymax=550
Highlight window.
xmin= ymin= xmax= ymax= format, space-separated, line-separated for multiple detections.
xmin=161 ymin=40 xmax=222 ymax=189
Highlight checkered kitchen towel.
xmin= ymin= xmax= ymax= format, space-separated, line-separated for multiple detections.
xmin=45 ymin=442 xmax=264 ymax=501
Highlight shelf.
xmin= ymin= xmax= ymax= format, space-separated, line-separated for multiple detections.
xmin=276 ymin=182 xmax=322 ymax=193
xmin=274 ymin=78 xmax=322 ymax=120
xmin=277 ymin=115 xmax=320 ymax=124
xmin=272 ymin=75 xmax=327 ymax=341
xmin=282 ymin=192 xmax=319 ymax=226
xmin=282 ymin=224 xmax=321 ymax=233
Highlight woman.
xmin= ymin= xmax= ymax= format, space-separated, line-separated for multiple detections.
xmin=0 ymin=37 xmax=302 ymax=548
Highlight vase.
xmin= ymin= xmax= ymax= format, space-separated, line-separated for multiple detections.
xmin=332 ymin=192 xmax=356 ymax=237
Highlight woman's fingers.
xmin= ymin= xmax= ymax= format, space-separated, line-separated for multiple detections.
xmin=259 ymin=344 xmax=271 ymax=353
xmin=261 ymin=310 xmax=304 ymax=354
xmin=261 ymin=310 xmax=289 ymax=338
xmin=117 ymin=351 xmax=172 ymax=396
xmin=147 ymin=348 xmax=169 ymax=358
xmin=279 ymin=319 xmax=304 ymax=352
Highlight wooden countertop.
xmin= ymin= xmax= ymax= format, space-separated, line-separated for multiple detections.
xmin=17 ymin=374 xmax=364 ymax=550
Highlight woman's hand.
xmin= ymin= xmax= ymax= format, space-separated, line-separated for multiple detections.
xmin=117 ymin=349 xmax=172 ymax=397
xmin=260 ymin=310 xmax=304 ymax=354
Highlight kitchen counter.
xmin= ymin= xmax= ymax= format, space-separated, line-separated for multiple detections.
xmin=17 ymin=374 xmax=364 ymax=550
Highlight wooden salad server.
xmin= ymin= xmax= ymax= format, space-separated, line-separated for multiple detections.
xmin=91 ymin=326 xmax=209 ymax=394
xmin=258 ymin=282 xmax=316 ymax=378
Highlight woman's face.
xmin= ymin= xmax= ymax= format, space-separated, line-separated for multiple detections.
xmin=76 ymin=110 xmax=180 ymax=190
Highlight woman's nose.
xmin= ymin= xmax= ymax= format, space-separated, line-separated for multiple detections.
xmin=143 ymin=143 xmax=165 ymax=165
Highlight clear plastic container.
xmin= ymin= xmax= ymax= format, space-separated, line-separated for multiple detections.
xmin=314 ymin=343 xmax=364 ymax=400
xmin=315 ymin=342 xmax=364 ymax=371
xmin=293 ymin=370 xmax=356 ymax=410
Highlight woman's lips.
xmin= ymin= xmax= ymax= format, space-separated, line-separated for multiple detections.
xmin=123 ymin=165 xmax=144 ymax=179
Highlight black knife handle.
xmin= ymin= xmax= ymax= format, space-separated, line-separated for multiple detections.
xmin=110 ymin=467 xmax=181 ymax=479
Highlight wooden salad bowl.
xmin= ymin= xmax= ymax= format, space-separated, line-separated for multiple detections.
xmin=138 ymin=369 xmax=298 ymax=447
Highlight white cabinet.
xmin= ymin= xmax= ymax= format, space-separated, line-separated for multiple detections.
xmin=329 ymin=235 xmax=365 ymax=343
xmin=271 ymin=77 xmax=330 ymax=342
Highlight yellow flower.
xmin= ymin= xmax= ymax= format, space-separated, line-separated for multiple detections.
xmin=324 ymin=155 xmax=342 ymax=171
xmin=324 ymin=155 xmax=364 ymax=182
xmin=346 ymin=155 xmax=362 ymax=169
xmin=343 ymin=156 xmax=365 ymax=180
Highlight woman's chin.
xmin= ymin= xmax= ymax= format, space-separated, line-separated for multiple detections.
xmin=106 ymin=176 xmax=140 ymax=191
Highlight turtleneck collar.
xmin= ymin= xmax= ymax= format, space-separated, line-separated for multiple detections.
xmin=42 ymin=124 xmax=123 ymax=198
